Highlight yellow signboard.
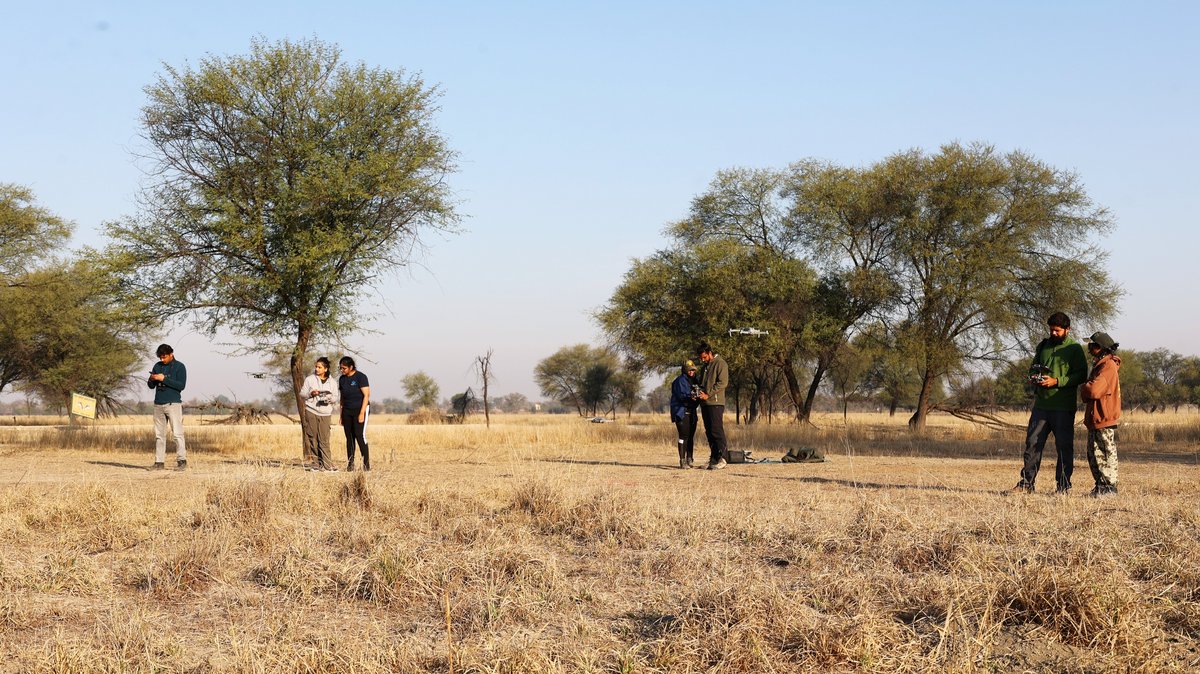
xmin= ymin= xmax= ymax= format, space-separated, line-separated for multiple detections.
xmin=70 ymin=392 xmax=98 ymax=419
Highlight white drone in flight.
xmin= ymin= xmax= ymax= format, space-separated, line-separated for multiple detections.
xmin=728 ymin=327 xmax=770 ymax=336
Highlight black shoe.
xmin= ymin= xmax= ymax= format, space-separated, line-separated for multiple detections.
xmin=1009 ymin=481 xmax=1033 ymax=494
xmin=175 ymin=460 xmax=188 ymax=471
xmin=347 ymin=461 xmax=355 ymax=472
xmin=1054 ymin=485 xmax=1070 ymax=495
xmin=150 ymin=462 xmax=165 ymax=471
xmin=1089 ymin=486 xmax=1118 ymax=498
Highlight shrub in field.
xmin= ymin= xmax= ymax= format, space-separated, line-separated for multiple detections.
xmin=339 ymin=472 xmax=373 ymax=510
xmin=508 ymin=479 xmax=646 ymax=546
xmin=406 ymin=407 xmax=445 ymax=425
xmin=135 ymin=535 xmax=219 ymax=598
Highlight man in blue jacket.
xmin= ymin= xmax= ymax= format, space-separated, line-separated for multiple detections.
xmin=147 ymin=343 xmax=187 ymax=470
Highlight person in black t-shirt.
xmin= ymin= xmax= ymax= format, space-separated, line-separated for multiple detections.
xmin=337 ymin=356 xmax=372 ymax=471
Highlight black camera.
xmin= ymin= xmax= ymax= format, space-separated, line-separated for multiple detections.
xmin=1028 ymin=363 xmax=1051 ymax=385
xmin=690 ymin=384 xmax=703 ymax=399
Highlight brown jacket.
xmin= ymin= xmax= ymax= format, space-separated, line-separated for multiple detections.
xmin=1079 ymin=354 xmax=1121 ymax=430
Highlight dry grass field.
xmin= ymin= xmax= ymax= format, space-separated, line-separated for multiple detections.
xmin=1 ymin=411 xmax=1198 ymax=673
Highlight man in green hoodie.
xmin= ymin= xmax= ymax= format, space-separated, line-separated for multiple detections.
xmin=1013 ymin=312 xmax=1089 ymax=494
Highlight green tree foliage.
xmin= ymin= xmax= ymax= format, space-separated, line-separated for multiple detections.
xmin=1138 ymin=348 xmax=1189 ymax=412
xmin=604 ymin=144 xmax=1119 ymax=430
xmin=665 ymin=166 xmax=888 ymax=421
xmin=104 ymin=37 xmax=458 ymax=423
xmin=605 ymin=369 xmax=643 ymax=418
xmin=401 ymin=371 xmax=441 ymax=409
xmin=494 ymin=392 xmax=530 ymax=413
xmin=879 ymin=144 xmax=1118 ymax=428
xmin=855 ymin=324 xmax=922 ymax=416
xmin=0 ymin=186 xmax=152 ymax=412
xmin=0 ymin=184 xmax=72 ymax=280
xmin=1112 ymin=349 xmax=1200 ymax=413
xmin=1 ymin=259 xmax=154 ymax=413
xmin=534 ymin=344 xmax=635 ymax=417
xmin=598 ymin=236 xmax=816 ymax=421
xmin=1181 ymin=358 xmax=1200 ymax=407
xmin=992 ymin=359 xmax=1035 ymax=408
xmin=828 ymin=341 xmax=871 ymax=422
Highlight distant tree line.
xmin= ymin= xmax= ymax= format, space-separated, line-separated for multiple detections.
xmin=953 ymin=348 xmax=1200 ymax=414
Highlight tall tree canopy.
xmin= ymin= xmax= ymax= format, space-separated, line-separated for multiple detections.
xmin=2 ymin=258 xmax=155 ymax=413
xmin=534 ymin=344 xmax=639 ymax=417
xmin=105 ymin=37 xmax=459 ymax=419
xmin=401 ymin=371 xmax=441 ymax=409
xmin=602 ymin=143 xmax=1119 ymax=429
xmin=0 ymin=183 xmax=72 ymax=281
xmin=873 ymin=144 xmax=1118 ymax=428
xmin=0 ymin=186 xmax=152 ymax=412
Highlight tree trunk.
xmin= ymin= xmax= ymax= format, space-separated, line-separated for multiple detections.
xmin=290 ymin=325 xmax=313 ymax=462
xmin=800 ymin=353 xmax=834 ymax=422
xmin=779 ymin=361 xmax=808 ymax=422
xmin=907 ymin=370 xmax=937 ymax=431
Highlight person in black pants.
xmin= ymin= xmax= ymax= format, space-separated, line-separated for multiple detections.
xmin=696 ymin=342 xmax=729 ymax=470
xmin=337 ymin=356 xmax=372 ymax=471
xmin=669 ymin=361 xmax=700 ymax=468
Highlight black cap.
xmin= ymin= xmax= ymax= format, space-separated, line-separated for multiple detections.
xmin=1085 ymin=332 xmax=1119 ymax=351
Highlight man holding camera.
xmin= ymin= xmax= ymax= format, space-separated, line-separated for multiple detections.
xmin=147 ymin=343 xmax=187 ymax=470
xmin=1012 ymin=312 xmax=1088 ymax=494
xmin=696 ymin=342 xmax=729 ymax=470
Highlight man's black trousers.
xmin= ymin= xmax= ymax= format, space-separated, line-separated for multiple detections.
xmin=700 ymin=405 xmax=727 ymax=464
xmin=1021 ymin=407 xmax=1075 ymax=490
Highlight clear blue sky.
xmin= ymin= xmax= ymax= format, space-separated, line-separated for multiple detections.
xmin=3 ymin=1 xmax=1197 ymax=402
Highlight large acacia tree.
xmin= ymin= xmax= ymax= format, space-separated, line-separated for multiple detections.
xmin=880 ymin=144 xmax=1118 ymax=429
xmin=604 ymin=143 xmax=1118 ymax=430
xmin=3 ymin=258 xmax=154 ymax=414
xmin=1 ymin=185 xmax=152 ymax=411
xmin=106 ymin=38 xmax=459 ymax=421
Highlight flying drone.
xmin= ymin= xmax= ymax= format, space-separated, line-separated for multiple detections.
xmin=728 ymin=327 xmax=769 ymax=336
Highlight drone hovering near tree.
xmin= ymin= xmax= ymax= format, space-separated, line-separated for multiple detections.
xmin=245 ymin=372 xmax=270 ymax=380
xmin=728 ymin=327 xmax=769 ymax=336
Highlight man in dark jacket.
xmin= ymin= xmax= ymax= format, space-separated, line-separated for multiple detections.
xmin=697 ymin=342 xmax=730 ymax=470
xmin=669 ymin=361 xmax=700 ymax=469
xmin=147 ymin=343 xmax=187 ymax=470
xmin=1013 ymin=312 xmax=1088 ymax=494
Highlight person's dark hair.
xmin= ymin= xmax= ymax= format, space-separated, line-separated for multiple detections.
xmin=155 ymin=344 xmax=174 ymax=357
xmin=1047 ymin=312 xmax=1071 ymax=329
xmin=697 ymin=341 xmax=713 ymax=356
xmin=339 ymin=356 xmax=356 ymax=370
xmin=316 ymin=356 xmax=331 ymax=370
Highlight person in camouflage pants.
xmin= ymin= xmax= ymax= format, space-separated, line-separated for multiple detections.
xmin=1080 ymin=332 xmax=1122 ymax=497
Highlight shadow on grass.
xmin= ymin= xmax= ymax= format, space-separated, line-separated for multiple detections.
xmin=86 ymin=460 xmax=153 ymax=471
xmin=539 ymin=458 xmax=684 ymax=472
xmin=728 ymin=472 xmax=1003 ymax=495
xmin=1123 ymin=449 xmax=1200 ymax=465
